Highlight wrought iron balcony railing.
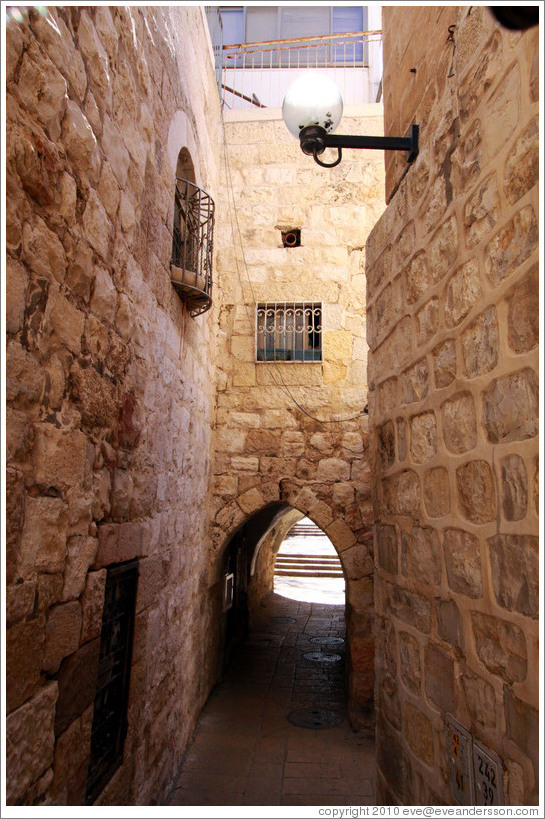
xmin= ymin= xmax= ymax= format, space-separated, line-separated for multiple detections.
xmin=221 ymin=30 xmax=382 ymax=110
xmin=170 ymin=178 xmax=214 ymax=317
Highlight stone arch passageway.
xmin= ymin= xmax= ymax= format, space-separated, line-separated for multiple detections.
xmin=209 ymin=477 xmax=375 ymax=727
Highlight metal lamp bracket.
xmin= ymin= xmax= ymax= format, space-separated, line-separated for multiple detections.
xmin=299 ymin=124 xmax=419 ymax=166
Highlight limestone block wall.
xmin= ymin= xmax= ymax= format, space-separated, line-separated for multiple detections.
xmin=209 ymin=106 xmax=386 ymax=722
xmin=367 ymin=7 xmax=539 ymax=805
xmin=5 ymin=6 xmax=222 ymax=805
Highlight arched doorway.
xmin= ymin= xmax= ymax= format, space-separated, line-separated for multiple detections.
xmin=212 ymin=498 xmax=374 ymax=731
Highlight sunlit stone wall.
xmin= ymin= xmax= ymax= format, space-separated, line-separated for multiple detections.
xmin=368 ymin=6 xmax=539 ymax=805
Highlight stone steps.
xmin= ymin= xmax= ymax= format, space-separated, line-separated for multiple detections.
xmin=274 ymin=554 xmax=344 ymax=578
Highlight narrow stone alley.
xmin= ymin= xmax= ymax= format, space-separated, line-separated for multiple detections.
xmin=166 ymin=589 xmax=375 ymax=807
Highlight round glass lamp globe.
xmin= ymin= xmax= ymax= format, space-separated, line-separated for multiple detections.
xmin=282 ymin=73 xmax=343 ymax=139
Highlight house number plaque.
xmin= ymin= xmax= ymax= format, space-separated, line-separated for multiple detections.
xmin=446 ymin=716 xmax=474 ymax=805
xmin=446 ymin=715 xmax=504 ymax=806
xmin=473 ymin=741 xmax=504 ymax=806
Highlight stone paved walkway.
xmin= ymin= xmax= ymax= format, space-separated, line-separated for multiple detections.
xmin=166 ymin=590 xmax=376 ymax=807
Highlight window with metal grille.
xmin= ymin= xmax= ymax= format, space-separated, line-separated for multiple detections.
xmin=86 ymin=560 xmax=138 ymax=805
xmin=256 ymin=302 xmax=322 ymax=362
xmin=170 ymin=177 xmax=215 ymax=317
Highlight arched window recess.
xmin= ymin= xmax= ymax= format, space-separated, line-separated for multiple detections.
xmin=170 ymin=174 xmax=215 ymax=318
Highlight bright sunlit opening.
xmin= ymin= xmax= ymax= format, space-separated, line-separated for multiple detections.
xmin=273 ymin=517 xmax=345 ymax=604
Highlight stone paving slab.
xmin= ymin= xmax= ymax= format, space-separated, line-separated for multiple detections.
xmin=165 ymin=591 xmax=376 ymax=807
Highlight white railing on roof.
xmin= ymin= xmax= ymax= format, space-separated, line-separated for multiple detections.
xmin=221 ymin=29 xmax=382 ymax=110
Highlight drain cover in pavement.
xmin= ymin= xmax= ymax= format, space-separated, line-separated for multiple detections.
xmin=310 ymin=636 xmax=345 ymax=646
xmin=288 ymin=708 xmax=342 ymax=729
xmin=303 ymin=651 xmax=342 ymax=663
xmin=269 ymin=616 xmax=296 ymax=624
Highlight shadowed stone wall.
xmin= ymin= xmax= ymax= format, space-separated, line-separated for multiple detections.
xmin=5 ymin=6 xmax=221 ymax=805
xmin=368 ymin=6 xmax=539 ymax=805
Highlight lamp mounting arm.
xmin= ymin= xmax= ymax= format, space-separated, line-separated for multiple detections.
xmin=299 ymin=124 xmax=419 ymax=166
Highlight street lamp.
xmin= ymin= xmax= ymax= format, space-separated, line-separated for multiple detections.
xmin=282 ymin=73 xmax=419 ymax=168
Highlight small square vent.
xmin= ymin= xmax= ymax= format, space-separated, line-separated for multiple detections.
xmin=281 ymin=229 xmax=301 ymax=248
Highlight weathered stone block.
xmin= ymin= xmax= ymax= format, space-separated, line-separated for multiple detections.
xmin=49 ymin=290 xmax=85 ymax=355
xmin=237 ymin=487 xmax=264 ymax=515
xmin=6 ymin=580 xmax=36 ymax=626
xmin=6 ymin=340 xmax=44 ymax=406
xmin=405 ymin=251 xmax=432 ymax=305
xmin=432 ymin=338 xmax=456 ymax=388
xmin=379 ymin=677 xmax=401 ymax=731
xmin=506 ymin=265 xmax=539 ymax=353
xmin=428 ymin=214 xmax=458 ymax=281
xmin=70 ymin=364 xmax=119 ymax=431
xmin=387 ymin=584 xmax=431 ymax=634
xmin=63 ymin=536 xmax=98 ymax=601
xmin=82 ymin=190 xmax=111 ymax=261
xmin=316 ymin=457 xmax=351 ymax=482
xmin=50 ymin=706 xmax=93 ymax=804
xmin=416 ymin=297 xmax=438 ymax=345
xmin=342 ymin=543 xmax=373 ymax=580
xmin=441 ymin=392 xmax=477 ymax=454
xmin=399 ymin=632 xmax=421 ymax=695
xmin=443 ymin=528 xmax=482 ymax=598
xmin=61 ymin=100 xmax=99 ymax=180
xmin=281 ymin=430 xmax=305 ymax=457
xmin=18 ymin=47 xmax=67 ymax=141
xmin=376 ymin=721 xmax=412 ymax=804
xmin=461 ymin=306 xmax=498 ymax=377
xmin=425 ymin=643 xmax=454 ymax=712
xmin=396 ymin=418 xmax=407 ymax=462
xmin=445 ymin=259 xmax=481 ymax=328
xmin=44 ymin=601 xmax=82 ymax=673
xmin=54 ymin=638 xmax=100 ymax=736
xmin=504 ymin=687 xmax=539 ymax=775
xmin=30 ymin=10 xmax=87 ymax=101
xmin=456 ymin=460 xmax=497 ymax=524
xmin=404 ymin=701 xmax=433 ymax=764
xmin=464 ymin=174 xmax=500 ymax=249
xmin=484 ymin=205 xmax=538 ymax=287
xmin=423 ymin=467 xmax=450 ymax=518
xmin=471 ymin=611 xmax=527 ymax=683
xmin=504 ymin=115 xmax=538 ymax=204
xmin=32 ymin=424 xmax=87 ymax=491
xmin=501 ymin=455 xmax=528 ymax=521
xmin=6 ymin=615 xmax=46 ymax=712
xmin=461 ymin=668 xmax=496 ymax=730
xmin=325 ymin=519 xmax=357 ymax=553
xmin=410 ymin=411 xmax=437 ymax=463
xmin=5 ymin=682 xmax=58 ymax=804
xmin=78 ymin=11 xmax=112 ymax=109
xmin=6 ymin=407 xmax=30 ymax=465
xmin=400 ymin=359 xmax=429 ymax=405
xmin=402 ymin=525 xmax=442 ymax=587
xmin=81 ymin=570 xmax=106 ymax=644
xmin=377 ymin=421 xmax=395 ymax=469
xmin=6 ymin=258 xmax=28 ymax=335
xmin=376 ymin=524 xmax=398 ymax=575
xmin=90 ymin=266 xmax=117 ymax=325
xmin=21 ymin=217 xmax=66 ymax=283
xmin=482 ymin=368 xmax=538 ymax=443
xmin=19 ymin=495 xmax=68 ymax=577
xmin=488 ymin=534 xmax=538 ymax=619
xmin=381 ymin=469 xmax=421 ymax=517
xmin=435 ymin=599 xmax=463 ymax=651
xmin=37 ymin=573 xmax=64 ymax=611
